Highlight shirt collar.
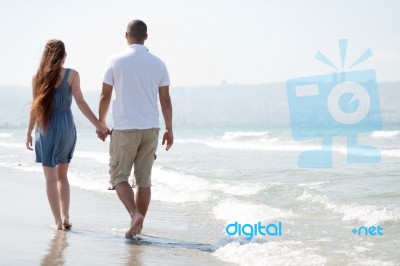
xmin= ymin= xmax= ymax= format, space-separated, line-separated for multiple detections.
xmin=128 ymin=44 xmax=149 ymax=51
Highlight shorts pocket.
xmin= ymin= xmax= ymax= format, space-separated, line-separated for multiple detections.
xmin=109 ymin=156 xmax=119 ymax=167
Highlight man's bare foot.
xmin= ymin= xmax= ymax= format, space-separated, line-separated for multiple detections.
xmin=125 ymin=212 xmax=144 ymax=239
xmin=137 ymin=223 xmax=143 ymax=235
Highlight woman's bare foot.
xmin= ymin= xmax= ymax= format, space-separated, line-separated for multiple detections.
xmin=62 ymin=215 xmax=72 ymax=230
xmin=63 ymin=221 xmax=72 ymax=230
xmin=62 ymin=216 xmax=72 ymax=230
xmin=53 ymin=221 xmax=63 ymax=230
xmin=125 ymin=212 xmax=144 ymax=239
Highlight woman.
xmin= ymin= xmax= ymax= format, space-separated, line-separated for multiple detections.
xmin=25 ymin=39 xmax=108 ymax=230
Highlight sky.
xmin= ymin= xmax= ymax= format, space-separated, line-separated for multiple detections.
xmin=0 ymin=0 xmax=399 ymax=91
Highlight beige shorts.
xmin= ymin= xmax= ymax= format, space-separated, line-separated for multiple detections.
xmin=109 ymin=128 xmax=159 ymax=188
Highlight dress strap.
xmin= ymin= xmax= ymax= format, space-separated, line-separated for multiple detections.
xmin=63 ymin=68 xmax=71 ymax=84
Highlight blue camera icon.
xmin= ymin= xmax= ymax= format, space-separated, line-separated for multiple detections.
xmin=287 ymin=43 xmax=382 ymax=168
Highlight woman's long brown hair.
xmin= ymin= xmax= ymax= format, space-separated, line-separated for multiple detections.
xmin=31 ymin=39 xmax=66 ymax=130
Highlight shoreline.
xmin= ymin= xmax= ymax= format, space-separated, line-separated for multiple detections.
xmin=0 ymin=167 xmax=232 ymax=265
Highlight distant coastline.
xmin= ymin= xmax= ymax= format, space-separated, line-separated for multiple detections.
xmin=1 ymin=82 xmax=399 ymax=129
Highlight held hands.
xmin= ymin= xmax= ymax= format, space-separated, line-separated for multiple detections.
xmin=162 ymin=130 xmax=174 ymax=151
xmin=96 ymin=122 xmax=110 ymax=142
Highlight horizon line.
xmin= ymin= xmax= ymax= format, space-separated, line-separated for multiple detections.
xmin=1 ymin=80 xmax=400 ymax=90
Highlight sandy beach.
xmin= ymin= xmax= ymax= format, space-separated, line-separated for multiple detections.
xmin=0 ymin=166 xmax=232 ymax=266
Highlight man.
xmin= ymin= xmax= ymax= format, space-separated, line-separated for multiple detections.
xmin=98 ymin=20 xmax=173 ymax=239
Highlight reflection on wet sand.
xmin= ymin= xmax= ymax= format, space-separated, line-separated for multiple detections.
xmin=125 ymin=234 xmax=216 ymax=265
xmin=127 ymin=235 xmax=215 ymax=252
xmin=41 ymin=230 xmax=68 ymax=266
xmin=127 ymin=242 xmax=144 ymax=266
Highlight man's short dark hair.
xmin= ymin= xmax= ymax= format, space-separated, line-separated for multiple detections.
xmin=127 ymin=20 xmax=147 ymax=41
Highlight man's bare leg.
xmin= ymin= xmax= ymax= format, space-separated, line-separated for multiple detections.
xmin=43 ymin=166 xmax=62 ymax=230
xmin=115 ymin=181 xmax=144 ymax=238
xmin=134 ymin=187 xmax=151 ymax=234
xmin=57 ymin=164 xmax=71 ymax=230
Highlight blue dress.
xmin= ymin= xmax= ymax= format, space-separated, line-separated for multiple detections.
xmin=35 ymin=68 xmax=77 ymax=167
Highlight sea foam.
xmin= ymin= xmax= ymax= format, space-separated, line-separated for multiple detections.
xmin=371 ymin=130 xmax=400 ymax=139
xmin=213 ymin=198 xmax=295 ymax=224
xmin=296 ymin=189 xmax=400 ymax=226
xmin=214 ymin=241 xmax=327 ymax=266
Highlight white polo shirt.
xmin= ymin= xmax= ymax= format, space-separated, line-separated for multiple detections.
xmin=103 ymin=44 xmax=170 ymax=130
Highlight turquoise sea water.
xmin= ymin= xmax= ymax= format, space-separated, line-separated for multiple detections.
xmin=0 ymin=125 xmax=399 ymax=265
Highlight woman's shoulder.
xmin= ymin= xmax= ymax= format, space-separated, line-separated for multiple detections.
xmin=67 ymin=68 xmax=79 ymax=85
xmin=68 ymin=68 xmax=78 ymax=76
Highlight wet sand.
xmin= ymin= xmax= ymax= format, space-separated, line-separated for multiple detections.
xmin=0 ymin=167 xmax=232 ymax=265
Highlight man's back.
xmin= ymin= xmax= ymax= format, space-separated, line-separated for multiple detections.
xmin=98 ymin=19 xmax=173 ymax=239
xmin=103 ymin=44 xmax=170 ymax=130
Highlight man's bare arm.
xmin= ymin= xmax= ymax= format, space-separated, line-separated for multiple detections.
xmin=98 ymin=83 xmax=113 ymax=140
xmin=99 ymin=83 xmax=113 ymax=124
xmin=159 ymin=86 xmax=173 ymax=150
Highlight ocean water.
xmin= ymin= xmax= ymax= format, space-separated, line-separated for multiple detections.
xmin=0 ymin=81 xmax=399 ymax=265
xmin=1 ymin=125 xmax=399 ymax=265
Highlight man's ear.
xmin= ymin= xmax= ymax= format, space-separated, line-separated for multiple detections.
xmin=125 ymin=32 xmax=129 ymax=39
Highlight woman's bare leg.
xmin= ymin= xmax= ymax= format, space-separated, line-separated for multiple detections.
xmin=43 ymin=166 xmax=62 ymax=230
xmin=57 ymin=163 xmax=71 ymax=229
